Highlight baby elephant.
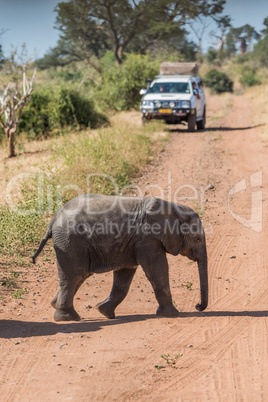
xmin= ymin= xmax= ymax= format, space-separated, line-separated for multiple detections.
xmin=32 ymin=194 xmax=208 ymax=321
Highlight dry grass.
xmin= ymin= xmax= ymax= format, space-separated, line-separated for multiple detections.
xmin=0 ymin=112 xmax=167 ymax=203
xmin=206 ymin=92 xmax=233 ymax=128
xmin=50 ymin=112 xmax=168 ymax=199
xmin=0 ymin=111 xmax=168 ymax=256
xmin=245 ymin=84 xmax=268 ymax=143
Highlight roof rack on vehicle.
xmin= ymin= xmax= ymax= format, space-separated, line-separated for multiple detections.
xmin=159 ymin=62 xmax=198 ymax=75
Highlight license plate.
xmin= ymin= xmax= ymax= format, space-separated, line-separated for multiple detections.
xmin=159 ymin=108 xmax=172 ymax=114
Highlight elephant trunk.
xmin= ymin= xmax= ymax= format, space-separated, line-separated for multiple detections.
xmin=195 ymin=248 xmax=208 ymax=311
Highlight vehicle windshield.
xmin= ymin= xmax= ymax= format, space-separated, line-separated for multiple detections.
xmin=148 ymin=82 xmax=190 ymax=94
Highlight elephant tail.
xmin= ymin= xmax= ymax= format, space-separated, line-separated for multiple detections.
xmin=31 ymin=223 xmax=53 ymax=264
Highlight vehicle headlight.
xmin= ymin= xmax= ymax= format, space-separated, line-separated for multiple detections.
xmin=180 ymin=101 xmax=191 ymax=108
xmin=142 ymin=100 xmax=154 ymax=107
xmin=169 ymin=101 xmax=176 ymax=108
xmin=154 ymin=101 xmax=161 ymax=108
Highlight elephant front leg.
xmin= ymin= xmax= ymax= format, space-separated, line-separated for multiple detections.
xmin=97 ymin=268 xmax=137 ymax=319
xmin=139 ymin=251 xmax=179 ymax=318
xmin=51 ymin=291 xmax=59 ymax=309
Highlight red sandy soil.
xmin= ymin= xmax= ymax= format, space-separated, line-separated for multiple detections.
xmin=1 ymin=93 xmax=268 ymax=401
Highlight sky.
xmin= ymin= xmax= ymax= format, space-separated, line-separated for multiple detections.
xmin=0 ymin=0 xmax=60 ymax=60
xmin=0 ymin=0 xmax=268 ymax=60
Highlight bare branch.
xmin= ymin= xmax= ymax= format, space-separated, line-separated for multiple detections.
xmin=97 ymin=24 xmax=113 ymax=39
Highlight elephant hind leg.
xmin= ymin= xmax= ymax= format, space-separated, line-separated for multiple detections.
xmin=54 ymin=277 xmax=81 ymax=322
xmin=53 ymin=247 xmax=92 ymax=322
xmin=51 ymin=275 xmax=91 ymax=311
xmin=97 ymin=268 xmax=137 ymax=319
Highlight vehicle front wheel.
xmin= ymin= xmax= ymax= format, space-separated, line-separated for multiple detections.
xmin=188 ymin=110 xmax=196 ymax=132
xmin=197 ymin=107 xmax=206 ymax=130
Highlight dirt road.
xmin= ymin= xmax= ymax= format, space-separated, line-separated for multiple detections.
xmin=1 ymin=93 xmax=268 ymax=401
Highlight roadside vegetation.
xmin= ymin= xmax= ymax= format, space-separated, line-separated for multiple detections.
xmin=0 ymin=111 xmax=167 ymax=295
xmin=1 ymin=0 xmax=268 ymax=294
xmin=246 ymin=85 xmax=268 ymax=143
xmin=0 ymin=115 xmax=167 ymax=257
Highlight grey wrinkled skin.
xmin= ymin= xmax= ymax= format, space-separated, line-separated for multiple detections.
xmin=32 ymin=194 xmax=208 ymax=322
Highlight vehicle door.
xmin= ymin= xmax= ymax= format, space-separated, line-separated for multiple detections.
xmin=194 ymin=81 xmax=202 ymax=119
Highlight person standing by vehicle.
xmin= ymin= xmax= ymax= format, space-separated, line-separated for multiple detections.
xmin=192 ymin=82 xmax=200 ymax=99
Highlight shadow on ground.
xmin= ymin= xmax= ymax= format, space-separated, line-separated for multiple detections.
xmin=0 ymin=314 xmax=155 ymax=338
xmin=168 ymin=124 xmax=263 ymax=133
xmin=1 ymin=310 xmax=268 ymax=339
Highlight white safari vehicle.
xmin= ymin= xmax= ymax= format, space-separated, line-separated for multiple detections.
xmin=140 ymin=62 xmax=206 ymax=132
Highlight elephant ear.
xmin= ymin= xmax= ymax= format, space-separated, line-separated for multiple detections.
xmin=145 ymin=197 xmax=182 ymax=256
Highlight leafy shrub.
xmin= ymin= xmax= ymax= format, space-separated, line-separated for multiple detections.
xmin=57 ymin=88 xmax=108 ymax=129
xmin=204 ymin=68 xmax=233 ymax=93
xmin=240 ymin=68 xmax=261 ymax=87
xmin=233 ymin=53 xmax=251 ymax=64
xmin=19 ymin=87 xmax=58 ymax=137
xmin=253 ymin=36 xmax=268 ymax=67
xmin=19 ymin=86 xmax=108 ymax=138
xmin=96 ymin=54 xmax=159 ymax=111
xmin=206 ymin=48 xmax=218 ymax=64
xmin=55 ymin=69 xmax=83 ymax=82
xmin=0 ymin=117 xmax=166 ymax=256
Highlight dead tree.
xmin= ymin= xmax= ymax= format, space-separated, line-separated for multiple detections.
xmin=188 ymin=16 xmax=211 ymax=56
xmin=0 ymin=66 xmax=36 ymax=158
xmin=210 ymin=27 xmax=227 ymax=52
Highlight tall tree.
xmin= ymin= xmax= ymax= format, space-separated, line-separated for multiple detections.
xmin=42 ymin=0 xmax=227 ymax=66
xmin=253 ymin=16 xmax=268 ymax=66
xmin=261 ymin=16 xmax=268 ymax=35
xmin=188 ymin=16 xmax=211 ymax=55
xmin=0 ymin=44 xmax=4 ymax=69
xmin=0 ymin=28 xmax=7 ymax=68
xmin=209 ymin=15 xmax=231 ymax=53
xmin=228 ymin=25 xmax=260 ymax=54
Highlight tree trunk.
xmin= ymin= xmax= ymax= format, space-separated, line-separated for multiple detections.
xmin=239 ymin=38 xmax=247 ymax=54
xmin=114 ymin=45 xmax=123 ymax=65
xmin=6 ymin=128 xmax=16 ymax=158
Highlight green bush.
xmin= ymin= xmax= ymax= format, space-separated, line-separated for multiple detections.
xmin=0 ymin=118 xmax=165 ymax=256
xmin=253 ymin=36 xmax=268 ymax=67
xmin=206 ymin=48 xmax=218 ymax=64
xmin=19 ymin=87 xmax=58 ymax=137
xmin=240 ymin=68 xmax=261 ymax=87
xmin=204 ymin=68 xmax=233 ymax=93
xmin=96 ymin=54 xmax=159 ymax=111
xmin=57 ymin=88 xmax=108 ymax=129
xmin=233 ymin=53 xmax=251 ymax=64
xmin=19 ymin=86 xmax=108 ymax=139
xmin=55 ymin=69 xmax=83 ymax=82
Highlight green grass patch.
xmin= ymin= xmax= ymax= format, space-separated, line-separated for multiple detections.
xmin=0 ymin=206 xmax=45 ymax=255
xmin=53 ymin=125 xmax=154 ymax=195
xmin=0 ymin=115 xmax=167 ymax=257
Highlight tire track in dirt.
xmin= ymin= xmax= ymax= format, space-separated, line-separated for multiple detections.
xmin=120 ymin=94 xmax=268 ymax=401
xmin=122 ymin=312 xmax=254 ymax=400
